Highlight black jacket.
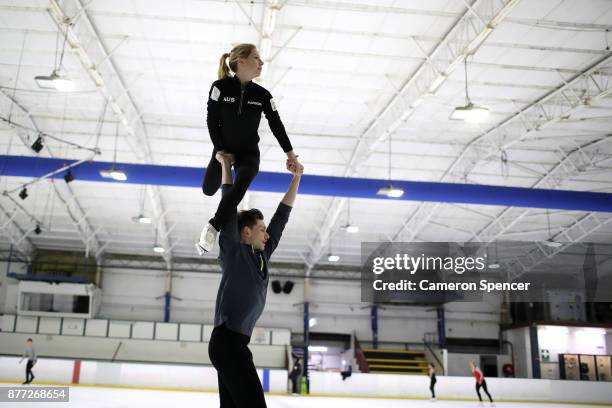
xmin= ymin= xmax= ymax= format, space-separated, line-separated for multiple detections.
xmin=206 ymin=75 xmax=293 ymax=153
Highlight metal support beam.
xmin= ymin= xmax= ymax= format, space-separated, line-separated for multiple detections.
xmin=502 ymin=212 xmax=612 ymax=281
xmin=394 ymin=54 xmax=612 ymax=242
xmin=0 ymin=202 xmax=34 ymax=258
xmin=48 ymin=0 xmax=173 ymax=267
xmin=475 ymin=138 xmax=612 ymax=242
xmin=303 ymin=0 xmax=520 ymax=272
xmin=51 ymin=181 xmax=105 ymax=260
xmin=257 ymin=0 xmax=281 ymax=83
xmin=0 ymin=85 xmax=103 ymax=261
xmin=446 ymin=54 xmax=612 ymax=183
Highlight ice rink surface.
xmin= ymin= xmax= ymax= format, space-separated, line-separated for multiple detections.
xmin=0 ymin=383 xmax=604 ymax=408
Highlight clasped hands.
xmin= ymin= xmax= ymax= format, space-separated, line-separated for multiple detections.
xmin=215 ymin=151 xmax=303 ymax=176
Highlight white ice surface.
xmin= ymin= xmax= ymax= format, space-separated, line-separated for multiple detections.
xmin=0 ymin=383 xmax=601 ymax=408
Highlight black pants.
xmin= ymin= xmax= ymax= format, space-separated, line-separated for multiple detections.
xmin=430 ymin=376 xmax=436 ymax=398
xmin=25 ymin=360 xmax=34 ymax=383
xmin=289 ymin=374 xmax=300 ymax=394
xmin=208 ymin=324 xmax=266 ymax=408
xmin=202 ymin=149 xmax=260 ymax=231
xmin=476 ymin=379 xmax=493 ymax=403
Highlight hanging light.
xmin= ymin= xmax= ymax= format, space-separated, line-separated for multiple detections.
xmin=488 ymin=241 xmax=500 ymax=269
xmin=340 ymin=199 xmax=359 ymax=233
xmin=19 ymin=187 xmax=28 ymax=200
xmin=544 ymin=209 xmax=562 ymax=248
xmin=345 ymin=225 xmax=359 ymax=234
xmin=450 ymin=58 xmax=490 ymax=124
xmin=34 ymin=70 xmax=75 ymax=92
xmin=99 ymin=165 xmax=127 ymax=181
xmin=131 ymin=187 xmax=150 ymax=223
xmin=34 ymin=224 xmax=42 ymax=235
xmin=544 ymin=240 xmax=562 ymax=248
xmin=152 ymin=226 xmax=165 ymax=253
xmin=327 ymin=253 xmax=340 ymax=262
xmin=100 ymin=123 xmax=127 ymax=181
xmin=376 ymin=129 xmax=404 ymax=198
xmin=132 ymin=215 xmax=151 ymax=224
xmin=450 ymin=103 xmax=490 ymax=123
xmin=376 ymin=185 xmax=404 ymax=198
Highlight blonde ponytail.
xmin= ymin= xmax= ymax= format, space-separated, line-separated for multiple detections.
xmin=217 ymin=44 xmax=257 ymax=80
xmin=218 ymin=53 xmax=231 ymax=80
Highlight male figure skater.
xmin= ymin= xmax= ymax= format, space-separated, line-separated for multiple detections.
xmin=208 ymin=151 xmax=303 ymax=407
xmin=19 ymin=338 xmax=37 ymax=384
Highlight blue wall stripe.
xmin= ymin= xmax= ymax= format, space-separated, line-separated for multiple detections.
xmin=262 ymin=368 xmax=270 ymax=392
xmin=1 ymin=155 xmax=611 ymax=212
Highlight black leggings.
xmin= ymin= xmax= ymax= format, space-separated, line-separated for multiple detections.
xmin=202 ymin=149 xmax=260 ymax=231
xmin=476 ymin=379 xmax=493 ymax=403
xmin=208 ymin=324 xmax=266 ymax=408
xmin=25 ymin=360 xmax=34 ymax=382
xmin=430 ymin=376 xmax=436 ymax=398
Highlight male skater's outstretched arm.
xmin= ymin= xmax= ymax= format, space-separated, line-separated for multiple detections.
xmin=263 ymin=161 xmax=303 ymax=260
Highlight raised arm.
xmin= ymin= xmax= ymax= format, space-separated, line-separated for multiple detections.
xmin=264 ymin=164 xmax=303 ymax=259
xmin=281 ymin=164 xmax=302 ymax=207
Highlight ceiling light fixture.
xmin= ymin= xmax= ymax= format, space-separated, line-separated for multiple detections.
xmin=132 ymin=187 xmax=150 ymax=223
xmin=100 ymin=122 xmax=127 ymax=181
xmin=152 ymin=226 xmax=165 ymax=254
xmin=450 ymin=103 xmax=490 ymax=123
xmin=99 ymin=166 xmax=127 ymax=181
xmin=345 ymin=225 xmax=359 ymax=234
xmin=377 ymin=185 xmax=404 ymax=198
xmin=327 ymin=254 xmax=340 ymax=262
xmin=340 ymin=199 xmax=359 ymax=233
xmin=132 ymin=215 xmax=151 ymax=224
xmin=544 ymin=209 xmax=562 ymax=248
xmin=34 ymin=70 xmax=75 ymax=92
xmin=450 ymin=57 xmax=489 ymax=124
xmin=376 ymin=127 xmax=404 ymax=198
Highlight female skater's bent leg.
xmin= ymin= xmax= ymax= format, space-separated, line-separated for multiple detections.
xmin=202 ymin=149 xmax=222 ymax=196
xmin=209 ymin=159 xmax=258 ymax=231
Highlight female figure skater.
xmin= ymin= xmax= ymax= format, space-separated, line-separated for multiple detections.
xmin=470 ymin=361 xmax=495 ymax=406
xmin=196 ymin=43 xmax=300 ymax=255
xmin=429 ymin=362 xmax=437 ymax=401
